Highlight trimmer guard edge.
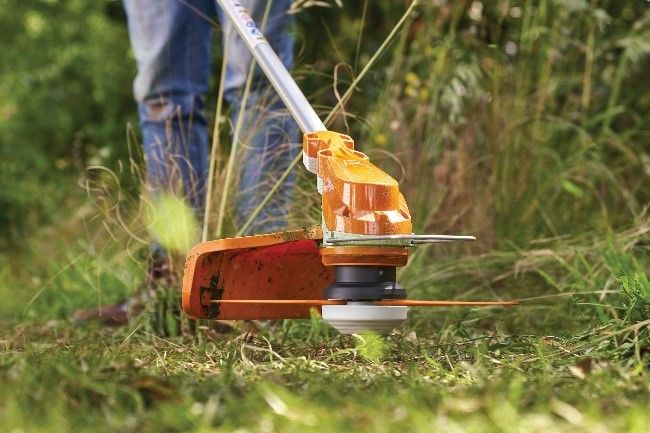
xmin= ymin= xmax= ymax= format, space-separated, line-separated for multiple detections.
xmin=182 ymin=227 xmax=333 ymax=320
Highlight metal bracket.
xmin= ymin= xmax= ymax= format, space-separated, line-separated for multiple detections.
xmin=321 ymin=231 xmax=476 ymax=247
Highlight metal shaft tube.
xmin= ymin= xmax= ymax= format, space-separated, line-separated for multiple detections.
xmin=217 ymin=0 xmax=326 ymax=133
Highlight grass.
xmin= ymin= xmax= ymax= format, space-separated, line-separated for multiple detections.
xmin=1 ymin=308 xmax=648 ymax=432
xmin=1 ymin=1 xmax=649 ymax=432
xmin=0 ymin=207 xmax=648 ymax=431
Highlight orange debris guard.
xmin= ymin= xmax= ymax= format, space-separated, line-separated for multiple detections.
xmin=182 ymin=227 xmax=334 ymax=320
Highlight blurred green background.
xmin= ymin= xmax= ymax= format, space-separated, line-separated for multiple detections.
xmin=1 ymin=0 xmax=648 ymax=244
xmin=0 ymin=1 xmax=649 ymax=431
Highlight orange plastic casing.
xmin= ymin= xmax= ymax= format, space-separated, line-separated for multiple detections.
xmin=303 ymin=131 xmax=412 ymax=235
xmin=182 ymin=228 xmax=333 ymax=319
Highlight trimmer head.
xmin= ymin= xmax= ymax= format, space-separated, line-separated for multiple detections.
xmin=181 ymin=227 xmax=516 ymax=334
xmin=322 ymin=265 xmax=407 ymax=334
xmin=180 ymin=132 xmax=515 ymax=334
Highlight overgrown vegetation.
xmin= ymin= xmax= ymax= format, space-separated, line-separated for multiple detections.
xmin=1 ymin=0 xmax=648 ymax=431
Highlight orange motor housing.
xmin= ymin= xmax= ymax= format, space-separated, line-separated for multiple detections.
xmin=303 ymin=131 xmax=412 ymax=235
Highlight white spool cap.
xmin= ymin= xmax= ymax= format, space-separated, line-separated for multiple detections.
xmin=321 ymin=303 xmax=408 ymax=335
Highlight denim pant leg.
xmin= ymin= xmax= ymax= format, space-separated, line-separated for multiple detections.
xmin=219 ymin=0 xmax=300 ymax=234
xmin=123 ymin=0 xmax=215 ymax=215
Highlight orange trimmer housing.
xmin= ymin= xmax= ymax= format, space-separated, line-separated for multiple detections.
xmin=304 ymin=131 xmax=412 ymax=235
xmin=182 ymin=228 xmax=333 ymax=319
xmin=182 ymin=131 xmax=412 ymax=320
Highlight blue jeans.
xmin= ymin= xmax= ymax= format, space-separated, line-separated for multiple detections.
xmin=123 ymin=0 xmax=299 ymax=235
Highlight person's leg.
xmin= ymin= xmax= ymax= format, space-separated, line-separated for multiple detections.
xmin=124 ymin=0 xmax=216 ymax=215
xmin=73 ymin=0 xmax=217 ymax=326
xmin=219 ymin=0 xmax=300 ymax=234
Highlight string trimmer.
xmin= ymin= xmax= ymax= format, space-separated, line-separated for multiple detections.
xmin=182 ymin=0 xmax=516 ymax=334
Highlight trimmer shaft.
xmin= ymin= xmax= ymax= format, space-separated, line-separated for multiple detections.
xmin=324 ymin=266 xmax=406 ymax=301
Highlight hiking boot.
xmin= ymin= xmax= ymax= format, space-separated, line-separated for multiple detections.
xmin=72 ymin=252 xmax=177 ymax=327
xmin=71 ymin=253 xmax=240 ymax=335
xmin=72 ymin=302 xmax=129 ymax=327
